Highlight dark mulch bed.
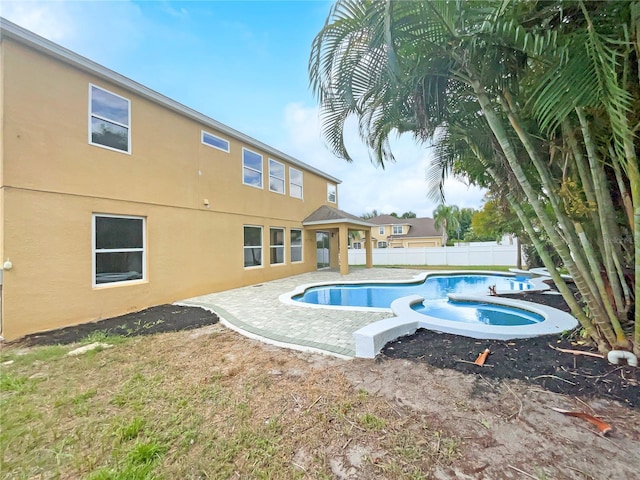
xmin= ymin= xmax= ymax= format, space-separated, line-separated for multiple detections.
xmin=383 ymin=291 xmax=639 ymax=409
xmin=13 ymin=305 xmax=219 ymax=347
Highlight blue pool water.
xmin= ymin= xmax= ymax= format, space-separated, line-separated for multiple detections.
xmin=293 ymin=274 xmax=532 ymax=309
xmin=411 ymin=300 xmax=544 ymax=326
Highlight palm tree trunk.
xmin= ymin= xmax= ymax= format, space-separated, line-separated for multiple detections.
xmin=575 ymin=108 xmax=628 ymax=318
xmin=501 ymin=98 xmax=609 ymax=312
xmin=470 ymin=146 xmax=605 ymax=349
xmin=507 ymin=195 xmax=606 ymax=350
xmin=503 ymin=97 xmax=626 ymax=331
xmin=471 ymin=81 xmax=619 ymax=349
xmin=574 ymin=222 xmax=629 ymax=345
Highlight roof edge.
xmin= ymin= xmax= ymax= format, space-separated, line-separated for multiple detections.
xmin=303 ymin=218 xmax=375 ymax=228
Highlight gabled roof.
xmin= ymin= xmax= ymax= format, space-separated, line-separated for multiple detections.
xmin=303 ymin=205 xmax=376 ymax=228
xmin=401 ymin=217 xmax=442 ymax=238
xmin=0 ymin=18 xmax=341 ymax=185
xmin=370 ymin=215 xmax=443 ymax=237
xmin=369 ymin=215 xmax=411 ymax=225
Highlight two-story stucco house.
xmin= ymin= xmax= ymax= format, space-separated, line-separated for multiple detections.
xmin=0 ymin=19 xmax=374 ymax=341
xmin=365 ymin=215 xmax=444 ymax=248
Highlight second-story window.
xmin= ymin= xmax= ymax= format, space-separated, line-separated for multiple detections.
xmin=243 ymin=148 xmax=263 ymax=188
xmin=290 ymin=168 xmax=303 ymax=199
xmin=378 ymin=227 xmax=385 ymax=235
xmin=89 ymin=84 xmax=130 ymax=153
xmin=269 ymin=159 xmax=285 ymax=194
xmin=327 ymin=183 xmax=337 ymax=203
xmin=392 ymin=225 xmax=403 ymax=235
xmin=202 ymin=131 xmax=230 ymax=152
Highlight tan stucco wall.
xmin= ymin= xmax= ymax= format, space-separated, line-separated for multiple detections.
xmin=0 ymin=38 xmax=337 ymax=340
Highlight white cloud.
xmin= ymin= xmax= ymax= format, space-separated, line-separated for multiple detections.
xmin=1 ymin=1 xmax=75 ymax=41
xmin=281 ymin=103 xmax=486 ymax=218
xmin=2 ymin=1 xmax=145 ymax=65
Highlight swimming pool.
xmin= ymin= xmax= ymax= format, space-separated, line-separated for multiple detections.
xmin=282 ymin=271 xmax=578 ymax=358
xmin=411 ymin=300 xmax=544 ymax=326
xmin=293 ymin=273 xmax=533 ymax=308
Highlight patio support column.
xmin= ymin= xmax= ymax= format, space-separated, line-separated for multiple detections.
xmin=364 ymin=230 xmax=373 ymax=268
xmin=338 ymin=224 xmax=349 ymax=275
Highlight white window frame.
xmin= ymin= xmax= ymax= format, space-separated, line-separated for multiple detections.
xmin=290 ymin=228 xmax=303 ymax=263
xmin=392 ymin=225 xmax=403 ymax=235
xmin=377 ymin=241 xmax=388 ymax=248
xmin=201 ymin=130 xmax=230 ymax=152
xmin=242 ymin=148 xmax=263 ymax=189
xmin=89 ymin=84 xmax=131 ymax=154
xmin=352 ymin=242 xmax=362 ymax=250
xmin=243 ymin=225 xmax=263 ymax=268
xmin=378 ymin=227 xmax=385 ymax=235
xmin=327 ymin=183 xmax=337 ymax=203
xmin=269 ymin=159 xmax=286 ymax=195
xmin=270 ymin=227 xmax=285 ymax=265
xmin=92 ymin=214 xmax=145 ymax=287
xmin=289 ymin=167 xmax=303 ymax=199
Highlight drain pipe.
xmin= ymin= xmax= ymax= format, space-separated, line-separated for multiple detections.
xmin=607 ymin=350 xmax=638 ymax=367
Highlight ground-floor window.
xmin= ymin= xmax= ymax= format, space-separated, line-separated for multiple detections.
xmin=290 ymin=229 xmax=303 ymax=262
xmin=244 ymin=225 xmax=263 ymax=267
xmin=352 ymin=242 xmax=362 ymax=249
xmin=270 ymin=227 xmax=285 ymax=265
xmin=377 ymin=241 xmax=388 ymax=248
xmin=93 ymin=214 xmax=145 ymax=285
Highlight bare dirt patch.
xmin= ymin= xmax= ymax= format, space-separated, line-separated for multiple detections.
xmin=342 ymin=356 xmax=640 ymax=479
xmin=4 ymin=298 xmax=640 ymax=479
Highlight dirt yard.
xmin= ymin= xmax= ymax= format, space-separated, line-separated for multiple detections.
xmin=7 ymin=301 xmax=639 ymax=479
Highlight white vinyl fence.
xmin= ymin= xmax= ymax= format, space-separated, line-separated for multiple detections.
xmin=348 ymin=243 xmax=520 ymax=267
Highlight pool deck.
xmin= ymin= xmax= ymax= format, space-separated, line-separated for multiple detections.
xmin=178 ymin=268 xmax=426 ymax=358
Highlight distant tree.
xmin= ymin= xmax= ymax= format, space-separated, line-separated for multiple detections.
xmin=360 ymin=210 xmax=379 ymax=220
xmin=433 ymin=204 xmax=460 ymax=245
xmin=362 ymin=210 xmax=417 ymax=220
xmin=468 ymin=201 xmax=506 ymax=241
xmin=457 ymin=208 xmax=475 ymax=239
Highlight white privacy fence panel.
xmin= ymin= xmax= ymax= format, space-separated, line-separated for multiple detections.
xmin=348 ymin=244 xmax=519 ymax=266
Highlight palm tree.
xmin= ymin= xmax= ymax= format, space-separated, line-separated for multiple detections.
xmin=433 ymin=204 xmax=460 ymax=245
xmin=310 ymin=0 xmax=638 ymax=355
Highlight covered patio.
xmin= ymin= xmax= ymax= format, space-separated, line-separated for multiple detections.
xmin=302 ymin=205 xmax=375 ymax=275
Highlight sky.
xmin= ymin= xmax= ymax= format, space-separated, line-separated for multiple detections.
xmin=1 ymin=0 xmax=486 ymax=218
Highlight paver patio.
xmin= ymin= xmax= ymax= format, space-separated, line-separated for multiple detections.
xmin=178 ymin=268 xmax=425 ymax=357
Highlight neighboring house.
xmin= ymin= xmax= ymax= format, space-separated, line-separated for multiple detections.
xmin=0 ymin=19 xmax=373 ymax=341
xmin=366 ymin=215 xmax=445 ymax=248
